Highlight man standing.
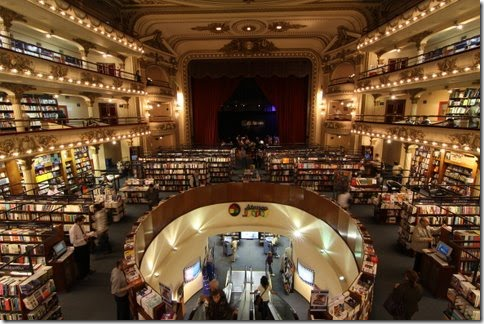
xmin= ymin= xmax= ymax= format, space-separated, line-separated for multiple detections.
xmin=69 ymin=215 xmax=93 ymax=279
xmin=266 ymin=252 xmax=275 ymax=276
xmin=111 ymin=259 xmax=133 ymax=320
xmin=410 ymin=217 xmax=442 ymax=273
xmin=231 ymin=239 xmax=238 ymax=262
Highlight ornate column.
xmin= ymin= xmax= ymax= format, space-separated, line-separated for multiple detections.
xmin=410 ymin=31 xmax=432 ymax=64
xmin=0 ymin=6 xmax=26 ymax=49
xmin=402 ymin=144 xmax=417 ymax=185
xmin=406 ymin=88 xmax=425 ymax=121
xmin=81 ymin=92 xmax=100 ymax=119
xmin=1 ymin=83 xmax=35 ymax=132
xmin=19 ymin=157 xmax=35 ymax=195
xmin=89 ymin=145 xmax=101 ymax=177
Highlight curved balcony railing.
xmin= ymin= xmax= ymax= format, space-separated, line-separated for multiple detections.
xmin=0 ymin=116 xmax=148 ymax=135
xmin=0 ymin=34 xmax=141 ymax=82
xmin=359 ymin=36 xmax=480 ymax=79
xmin=354 ymin=114 xmax=480 ymax=129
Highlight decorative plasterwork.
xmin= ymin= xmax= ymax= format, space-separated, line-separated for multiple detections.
xmin=409 ymin=31 xmax=433 ymax=49
xmin=191 ymin=23 xmax=229 ymax=34
xmin=130 ymin=126 xmax=151 ymax=135
xmin=437 ymin=58 xmax=457 ymax=73
xmin=0 ymin=52 xmax=33 ymax=73
xmin=448 ymin=133 xmax=480 ymax=149
xmin=220 ymin=38 xmax=278 ymax=55
xmin=155 ymin=122 xmax=176 ymax=133
xmin=353 ymin=123 xmax=373 ymax=134
xmin=54 ymin=0 xmax=71 ymax=11
xmin=379 ymin=75 xmax=390 ymax=85
xmin=232 ymin=19 xmax=267 ymax=34
xmin=50 ymin=65 xmax=68 ymax=78
xmin=0 ymin=82 xmax=35 ymax=97
xmin=327 ymin=26 xmax=359 ymax=52
xmin=0 ymin=6 xmax=27 ymax=31
xmin=385 ymin=126 xmax=424 ymax=141
xmin=72 ymin=38 xmax=96 ymax=56
xmin=81 ymin=72 xmax=103 ymax=84
xmin=0 ymin=135 xmax=56 ymax=155
xmin=267 ymin=21 xmax=306 ymax=32
xmin=399 ymin=67 xmax=424 ymax=80
xmin=113 ymin=78 xmax=124 ymax=88
xmin=80 ymin=129 xmax=116 ymax=142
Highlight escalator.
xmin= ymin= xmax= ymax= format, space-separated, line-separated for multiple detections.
xmin=189 ymin=265 xmax=299 ymax=320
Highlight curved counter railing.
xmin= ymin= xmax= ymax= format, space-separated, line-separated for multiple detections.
xmin=126 ymin=183 xmax=377 ymax=320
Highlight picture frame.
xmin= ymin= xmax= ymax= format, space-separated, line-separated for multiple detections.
xmin=310 ymin=289 xmax=329 ymax=311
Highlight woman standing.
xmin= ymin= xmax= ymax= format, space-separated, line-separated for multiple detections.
xmin=391 ymin=270 xmax=423 ymax=320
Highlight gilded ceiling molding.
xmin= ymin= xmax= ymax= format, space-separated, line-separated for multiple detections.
xmin=72 ymin=38 xmax=96 ymax=56
xmin=130 ymin=126 xmax=150 ymax=136
xmin=379 ymin=75 xmax=390 ymax=85
xmin=399 ymin=67 xmax=424 ymax=80
xmin=50 ymin=65 xmax=69 ymax=78
xmin=473 ymin=52 xmax=479 ymax=66
xmin=72 ymin=7 xmax=87 ymax=19
xmin=448 ymin=133 xmax=480 ymax=149
xmin=113 ymin=79 xmax=124 ymax=88
xmin=0 ymin=134 xmax=56 ymax=155
xmin=80 ymin=129 xmax=116 ymax=142
xmin=437 ymin=58 xmax=457 ymax=73
xmin=54 ymin=0 xmax=71 ymax=10
xmin=267 ymin=21 xmax=306 ymax=32
xmin=0 ymin=52 xmax=33 ymax=72
xmin=385 ymin=126 xmax=424 ymax=141
xmin=353 ymin=124 xmax=373 ymax=134
xmin=156 ymin=122 xmax=177 ymax=132
xmin=0 ymin=6 xmax=27 ymax=31
xmin=220 ymin=38 xmax=278 ymax=56
xmin=0 ymin=82 xmax=35 ymax=98
xmin=191 ymin=23 xmax=229 ymax=34
xmin=81 ymin=72 xmax=103 ymax=84
xmin=357 ymin=80 xmax=371 ymax=89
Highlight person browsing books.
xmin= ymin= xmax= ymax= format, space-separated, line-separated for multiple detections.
xmin=69 ymin=215 xmax=95 ymax=279
xmin=410 ymin=217 xmax=442 ymax=273
xmin=110 ymin=259 xmax=133 ymax=320
xmin=390 ymin=270 xmax=423 ymax=319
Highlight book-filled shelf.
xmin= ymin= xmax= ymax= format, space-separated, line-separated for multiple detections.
xmin=0 ymin=255 xmax=62 ymax=320
xmin=33 ymin=154 xmax=65 ymax=196
xmin=446 ymin=88 xmax=480 ymax=117
xmin=408 ymin=146 xmax=479 ymax=197
xmin=373 ymin=191 xmax=412 ymax=224
xmin=0 ymin=93 xmax=14 ymax=132
xmin=119 ymin=178 xmax=152 ymax=204
xmin=141 ymin=157 xmax=207 ymax=192
xmin=397 ymin=193 xmax=480 ymax=253
xmin=73 ymin=147 xmax=95 ymax=190
xmin=314 ymin=221 xmax=377 ymax=320
xmin=0 ymin=197 xmax=95 ymax=239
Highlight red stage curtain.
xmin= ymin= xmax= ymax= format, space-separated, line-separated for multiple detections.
xmin=255 ymin=76 xmax=308 ymax=144
xmin=191 ymin=77 xmax=240 ymax=146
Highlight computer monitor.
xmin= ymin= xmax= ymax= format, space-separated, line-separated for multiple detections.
xmin=52 ymin=240 xmax=67 ymax=259
xmin=436 ymin=241 xmax=453 ymax=259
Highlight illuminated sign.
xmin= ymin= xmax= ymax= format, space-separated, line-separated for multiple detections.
xmin=242 ymin=204 xmax=269 ymax=217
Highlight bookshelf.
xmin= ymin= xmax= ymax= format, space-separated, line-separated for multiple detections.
xmin=445 ymin=273 xmax=480 ymax=320
xmin=374 ymin=191 xmax=411 ymax=224
xmin=446 ymin=88 xmax=480 ymax=118
xmin=0 ymin=162 xmax=10 ymax=198
xmin=350 ymin=177 xmax=382 ymax=205
xmin=32 ymin=154 xmax=65 ymax=195
xmin=398 ymin=200 xmax=480 ymax=252
xmin=0 ymin=224 xmax=63 ymax=266
xmin=206 ymin=155 xmax=232 ymax=183
xmin=0 ymin=263 xmax=62 ymax=320
xmin=120 ymin=178 xmax=151 ymax=204
xmin=296 ymin=159 xmax=339 ymax=192
xmin=141 ymin=157 xmax=207 ymax=192
xmin=73 ymin=147 xmax=94 ymax=190
xmin=0 ymin=199 xmax=95 ymax=239
xmin=440 ymin=152 xmax=478 ymax=196
xmin=268 ymin=157 xmax=295 ymax=184
xmin=0 ymin=93 xmax=15 ymax=132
